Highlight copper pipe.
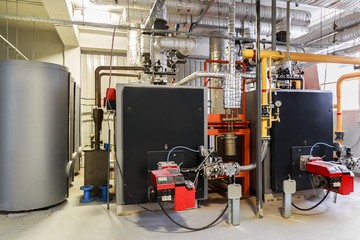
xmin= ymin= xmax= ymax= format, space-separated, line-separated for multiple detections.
xmin=99 ymin=72 xmax=141 ymax=79
xmin=95 ymin=65 xmax=144 ymax=107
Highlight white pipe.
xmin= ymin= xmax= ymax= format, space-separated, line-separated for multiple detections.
xmin=281 ymin=0 xmax=360 ymax=11
xmin=117 ymin=0 xmax=311 ymax=26
xmin=174 ymin=71 xmax=226 ymax=86
xmin=153 ymin=36 xmax=197 ymax=56
xmin=0 ymin=35 xmax=28 ymax=60
xmin=294 ymin=12 xmax=360 ymax=44
xmin=123 ymin=8 xmax=308 ymax=37
xmin=316 ymin=24 xmax=360 ymax=46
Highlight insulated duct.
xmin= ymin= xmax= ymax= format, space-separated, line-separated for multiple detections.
xmin=316 ymin=24 xmax=360 ymax=46
xmin=118 ymin=0 xmax=311 ymax=26
xmin=153 ymin=36 xmax=197 ymax=56
xmin=128 ymin=29 xmax=142 ymax=66
xmin=123 ymin=8 xmax=308 ymax=37
xmin=294 ymin=12 xmax=360 ymax=44
xmin=282 ymin=0 xmax=360 ymax=11
xmin=224 ymin=0 xmax=241 ymax=109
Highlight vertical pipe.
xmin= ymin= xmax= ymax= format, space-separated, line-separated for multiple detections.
xmin=255 ymin=0 xmax=263 ymax=218
xmin=271 ymin=0 xmax=277 ymax=51
xmin=286 ymin=1 xmax=290 ymax=61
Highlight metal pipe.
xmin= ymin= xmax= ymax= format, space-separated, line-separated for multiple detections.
xmin=141 ymin=0 xmax=166 ymax=30
xmin=153 ymin=36 xmax=197 ymax=56
xmin=255 ymin=0 xmax=263 ymax=219
xmin=286 ymin=1 xmax=290 ymax=61
xmin=203 ymin=60 xmax=246 ymax=86
xmin=94 ymin=66 xmax=144 ymax=107
xmin=242 ymin=49 xmax=360 ymax=65
xmin=174 ymin=71 xmax=226 ymax=86
xmin=335 ymin=72 xmax=360 ymax=142
xmin=99 ymin=72 xmax=141 ymax=79
xmin=271 ymin=0 xmax=276 ymax=51
xmin=0 ymin=34 xmax=28 ymax=60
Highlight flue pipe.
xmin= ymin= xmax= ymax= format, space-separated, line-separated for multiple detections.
xmin=94 ymin=66 xmax=144 ymax=108
xmin=335 ymin=71 xmax=360 ymax=142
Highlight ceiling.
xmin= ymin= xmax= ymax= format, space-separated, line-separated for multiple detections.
xmin=0 ymin=0 xmax=355 ymax=51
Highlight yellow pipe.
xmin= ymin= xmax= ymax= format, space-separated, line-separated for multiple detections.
xmin=243 ymin=49 xmax=360 ymax=65
xmin=335 ymin=72 xmax=360 ymax=142
xmin=261 ymin=58 xmax=269 ymax=138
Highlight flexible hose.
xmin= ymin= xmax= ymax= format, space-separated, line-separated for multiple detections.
xmin=292 ymin=190 xmax=330 ymax=211
xmin=159 ymin=202 xmax=228 ymax=231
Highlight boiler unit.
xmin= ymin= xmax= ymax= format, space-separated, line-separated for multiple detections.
xmin=0 ymin=60 xmax=72 ymax=211
xmin=115 ymin=85 xmax=207 ymax=211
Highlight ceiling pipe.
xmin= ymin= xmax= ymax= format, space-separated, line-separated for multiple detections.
xmin=141 ymin=0 xmax=166 ymax=30
xmin=294 ymin=12 xmax=360 ymax=45
xmin=280 ymin=0 xmax=360 ymax=11
xmin=123 ymin=8 xmax=309 ymax=36
xmin=243 ymin=49 xmax=360 ymax=65
xmin=311 ymin=24 xmax=360 ymax=47
xmin=118 ymin=0 xmax=311 ymax=26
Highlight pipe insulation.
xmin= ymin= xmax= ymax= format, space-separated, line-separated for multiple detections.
xmin=294 ymin=12 xmax=360 ymax=44
xmin=118 ymin=0 xmax=311 ymax=26
xmin=281 ymin=0 xmax=360 ymax=11
xmin=317 ymin=24 xmax=360 ymax=46
xmin=128 ymin=29 xmax=141 ymax=66
xmin=123 ymin=9 xmax=308 ymax=37
xmin=224 ymin=0 xmax=241 ymax=109
xmin=153 ymin=36 xmax=197 ymax=56
xmin=174 ymin=71 xmax=226 ymax=86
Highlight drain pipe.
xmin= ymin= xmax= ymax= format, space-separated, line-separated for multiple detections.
xmin=255 ymin=0 xmax=264 ymax=219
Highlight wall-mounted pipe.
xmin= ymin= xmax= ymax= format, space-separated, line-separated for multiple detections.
xmin=335 ymin=72 xmax=360 ymax=142
xmin=174 ymin=71 xmax=226 ymax=86
xmin=242 ymin=49 xmax=360 ymax=65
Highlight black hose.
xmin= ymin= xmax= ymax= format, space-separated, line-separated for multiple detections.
xmin=159 ymin=202 xmax=228 ymax=231
xmin=292 ymin=190 xmax=330 ymax=211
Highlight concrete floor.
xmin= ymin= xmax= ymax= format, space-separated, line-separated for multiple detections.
xmin=1 ymin=171 xmax=360 ymax=240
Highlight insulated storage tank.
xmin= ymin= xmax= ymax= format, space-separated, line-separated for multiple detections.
xmin=0 ymin=60 xmax=70 ymax=211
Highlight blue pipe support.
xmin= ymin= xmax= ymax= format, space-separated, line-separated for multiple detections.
xmin=80 ymin=185 xmax=94 ymax=203
xmin=99 ymin=184 xmax=113 ymax=202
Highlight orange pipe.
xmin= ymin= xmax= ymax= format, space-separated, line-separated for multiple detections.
xmin=335 ymin=72 xmax=360 ymax=142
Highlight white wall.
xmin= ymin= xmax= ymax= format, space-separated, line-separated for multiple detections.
xmin=0 ymin=26 xmax=64 ymax=64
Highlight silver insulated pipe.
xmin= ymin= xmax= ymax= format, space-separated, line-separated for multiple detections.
xmin=224 ymin=0 xmax=241 ymax=109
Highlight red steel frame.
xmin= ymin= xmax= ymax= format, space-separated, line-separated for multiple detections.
xmin=205 ymin=59 xmax=251 ymax=197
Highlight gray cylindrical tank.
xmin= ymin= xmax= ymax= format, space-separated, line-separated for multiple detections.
xmin=0 ymin=60 xmax=69 ymax=211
